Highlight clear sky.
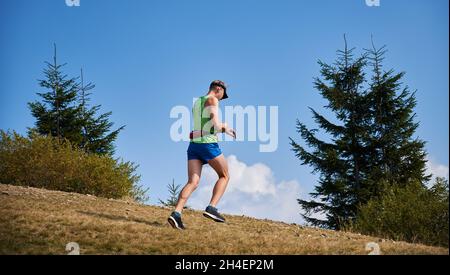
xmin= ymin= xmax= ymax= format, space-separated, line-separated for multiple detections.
xmin=1 ymin=0 xmax=448 ymax=224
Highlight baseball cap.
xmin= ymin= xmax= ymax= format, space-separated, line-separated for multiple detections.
xmin=210 ymin=80 xmax=228 ymax=100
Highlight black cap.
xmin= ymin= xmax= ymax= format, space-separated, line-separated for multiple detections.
xmin=210 ymin=80 xmax=228 ymax=100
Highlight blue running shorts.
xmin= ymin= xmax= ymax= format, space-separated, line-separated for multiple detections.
xmin=187 ymin=142 xmax=222 ymax=165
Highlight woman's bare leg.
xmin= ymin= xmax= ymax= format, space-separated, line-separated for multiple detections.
xmin=207 ymin=154 xmax=229 ymax=207
xmin=174 ymin=159 xmax=203 ymax=213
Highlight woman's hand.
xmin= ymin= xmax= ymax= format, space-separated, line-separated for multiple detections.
xmin=225 ymin=127 xmax=236 ymax=139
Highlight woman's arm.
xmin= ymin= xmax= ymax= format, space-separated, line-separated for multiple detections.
xmin=205 ymin=96 xmax=236 ymax=139
xmin=205 ymin=96 xmax=226 ymax=132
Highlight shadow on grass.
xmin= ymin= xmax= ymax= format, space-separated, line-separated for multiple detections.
xmin=77 ymin=210 xmax=164 ymax=227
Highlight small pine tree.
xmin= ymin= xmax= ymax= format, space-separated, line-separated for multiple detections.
xmin=159 ymin=179 xmax=181 ymax=207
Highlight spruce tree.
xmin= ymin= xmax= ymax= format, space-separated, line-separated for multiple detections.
xmin=29 ymin=45 xmax=124 ymax=155
xmin=364 ymin=39 xmax=430 ymax=193
xmin=290 ymin=37 xmax=370 ymax=229
xmin=28 ymin=44 xmax=83 ymax=144
xmin=290 ymin=37 xmax=430 ymax=229
xmin=158 ymin=179 xmax=182 ymax=207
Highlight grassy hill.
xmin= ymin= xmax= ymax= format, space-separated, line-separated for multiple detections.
xmin=0 ymin=184 xmax=448 ymax=255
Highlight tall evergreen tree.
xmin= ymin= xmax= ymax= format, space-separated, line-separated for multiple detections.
xmin=28 ymin=44 xmax=83 ymax=144
xmin=290 ymin=37 xmax=370 ymax=229
xmin=364 ymin=39 xmax=430 ymax=192
xmin=29 ymin=45 xmax=124 ymax=155
xmin=79 ymin=69 xmax=124 ymax=155
xmin=290 ymin=37 xmax=430 ymax=229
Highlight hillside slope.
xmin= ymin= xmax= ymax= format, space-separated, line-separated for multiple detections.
xmin=0 ymin=184 xmax=447 ymax=255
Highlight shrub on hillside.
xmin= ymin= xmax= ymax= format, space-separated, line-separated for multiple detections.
xmin=351 ymin=178 xmax=449 ymax=247
xmin=0 ymin=130 xmax=148 ymax=202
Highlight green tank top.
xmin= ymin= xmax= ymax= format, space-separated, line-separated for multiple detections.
xmin=192 ymin=95 xmax=218 ymax=144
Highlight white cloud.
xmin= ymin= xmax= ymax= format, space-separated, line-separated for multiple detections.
xmin=426 ymin=157 xmax=449 ymax=183
xmin=188 ymin=155 xmax=304 ymax=224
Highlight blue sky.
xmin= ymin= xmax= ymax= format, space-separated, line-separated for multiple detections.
xmin=1 ymin=0 xmax=448 ymax=224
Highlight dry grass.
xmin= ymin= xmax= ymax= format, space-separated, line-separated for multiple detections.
xmin=0 ymin=184 xmax=448 ymax=255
